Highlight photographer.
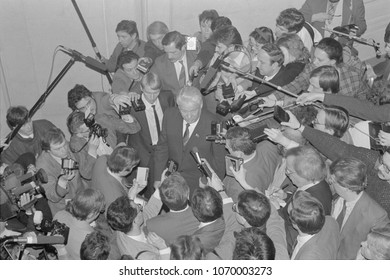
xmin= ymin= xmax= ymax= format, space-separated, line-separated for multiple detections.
xmin=36 ymin=127 xmax=97 ymax=216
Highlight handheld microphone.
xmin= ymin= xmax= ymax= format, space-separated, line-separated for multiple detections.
xmin=190 ymin=147 xmax=213 ymax=178
xmin=10 ymin=235 xmax=66 ymax=245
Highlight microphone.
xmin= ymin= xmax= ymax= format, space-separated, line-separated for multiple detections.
xmin=200 ymin=54 xmax=230 ymax=94
xmin=190 ymin=147 xmax=212 ymax=178
xmin=59 ymin=45 xmax=108 ymax=73
xmin=9 ymin=235 xmax=66 ymax=245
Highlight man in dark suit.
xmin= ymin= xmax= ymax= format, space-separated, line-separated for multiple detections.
xmin=328 ymin=157 xmax=389 ymax=259
xmin=150 ymin=31 xmax=197 ymax=98
xmin=127 ymin=72 xmax=175 ymax=198
xmin=146 ymin=173 xmax=199 ymax=245
xmin=279 ymin=145 xmax=333 ymax=256
xmin=289 ymin=190 xmax=340 ymax=260
xmin=153 ymin=86 xmax=226 ymax=194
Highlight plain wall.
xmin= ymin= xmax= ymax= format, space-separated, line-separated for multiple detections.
xmin=1 ymin=0 xmax=389 ymax=139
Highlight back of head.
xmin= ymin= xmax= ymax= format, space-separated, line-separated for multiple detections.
xmin=276 ymin=8 xmax=305 ymax=33
xmin=147 ymin=21 xmax=169 ymax=39
xmin=249 ymin=27 xmax=274 ymax=45
xmin=225 ymin=126 xmax=256 ymax=155
xmin=261 ymin=43 xmax=284 ymax=66
xmin=67 ymin=84 xmax=92 ymax=111
xmin=285 ymin=145 xmax=326 ymax=182
xmin=116 ymin=50 xmax=140 ymax=70
xmin=141 ymin=72 xmax=162 ymax=91
xmin=66 ymin=188 xmax=105 ymax=221
xmin=66 ymin=110 xmax=85 ymax=135
xmin=191 ymin=186 xmax=223 ymax=223
xmin=107 ymin=196 xmax=137 ymax=233
xmin=211 ymin=16 xmax=232 ymax=32
xmin=316 ymin=37 xmax=343 ymax=65
xmin=107 ymin=146 xmax=140 ymax=173
xmin=322 ymin=105 xmax=350 ymax=138
xmin=115 ymin=20 xmax=139 ymax=38
xmin=233 ymin=227 xmax=275 ymax=260
xmin=276 ymin=33 xmax=310 ymax=64
xmin=211 ymin=25 xmax=242 ymax=47
xmin=170 ymin=235 xmax=203 ymax=260
xmin=176 ymin=86 xmax=203 ymax=107
xmin=159 ymin=172 xmax=190 ymax=211
xmin=162 ymin=31 xmax=186 ymax=49
xmin=328 ymin=157 xmax=367 ymax=194
xmin=198 ymin=9 xmax=219 ymax=25
xmin=237 ymin=190 xmax=271 ymax=228
xmin=80 ymin=231 xmax=110 ymax=260
xmin=41 ymin=127 xmax=66 ymax=151
xmin=367 ymin=224 xmax=390 ymax=260
xmin=289 ymin=190 xmax=325 ymax=235
xmin=310 ymin=65 xmax=340 ymax=94
xmin=6 ymin=106 xmax=29 ymax=129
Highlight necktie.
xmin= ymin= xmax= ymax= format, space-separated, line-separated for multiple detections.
xmin=178 ymin=60 xmax=186 ymax=87
xmin=327 ymin=1 xmax=338 ymax=23
xmin=151 ymin=105 xmax=160 ymax=137
xmin=336 ymin=199 xmax=347 ymax=230
xmin=183 ymin=122 xmax=191 ymax=146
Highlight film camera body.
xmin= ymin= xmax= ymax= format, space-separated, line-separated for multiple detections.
xmin=119 ymin=98 xmax=146 ymax=115
xmin=84 ymin=113 xmax=108 ymax=139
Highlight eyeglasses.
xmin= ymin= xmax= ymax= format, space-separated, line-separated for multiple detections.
xmin=378 ymin=155 xmax=390 ymax=174
xmin=76 ymin=98 xmax=93 ymax=112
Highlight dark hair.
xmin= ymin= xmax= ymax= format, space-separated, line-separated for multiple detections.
xmin=66 ymin=110 xmax=85 ymax=135
xmin=225 ymin=126 xmax=256 ymax=155
xmin=322 ymin=105 xmax=350 ymax=138
xmin=211 ymin=16 xmax=232 ymax=32
xmin=261 ymin=43 xmax=285 ymax=66
xmin=107 ymin=146 xmax=140 ymax=173
xmin=198 ymin=9 xmax=219 ymax=25
xmin=162 ymin=31 xmax=187 ymax=50
xmin=107 ymin=196 xmax=137 ymax=233
xmin=67 ymin=84 xmax=92 ymax=111
xmin=310 ymin=65 xmax=340 ymax=94
xmin=170 ymin=235 xmax=203 ymax=260
xmin=237 ymin=190 xmax=271 ymax=228
xmin=249 ymin=27 xmax=274 ymax=45
xmin=66 ymin=188 xmax=105 ymax=221
xmin=384 ymin=22 xmax=390 ymax=43
xmin=191 ymin=186 xmax=223 ymax=223
xmin=291 ymin=105 xmax=318 ymax=127
xmin=6 ymin=106 xmax=29 ymax=128
xmin=289 ymin=190 xmax=325 ymax=235
xmin=116 ymin=50 xmax=140 ymax=70
xmin=211 ymin=25 xmax=242 ymax=47
xmin=115 ymin=20 xmax=139 ymax=39
xmin=80 ymin=231 xmax=110 ymax=260
xmin=41 ymin=127 xmax=66 ymax=151
xmin=276 ymin=8 xmax=305 ymax=33
xmin=276 ymin=33 xmax=310 ymax=64
xmin=159 ymin=172 xmax=189 ymax=211
xmin=316 ymin=37 xmax=344 ymax=65
xmin=233 ymin=227 xmax=275 ymax=260
xmin=285 ymin=145 xmax=326 ymax=182
xmin=328 ymin=157 xmax=367 ymax=193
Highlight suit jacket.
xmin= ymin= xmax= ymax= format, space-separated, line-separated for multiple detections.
xmin=151 ymin=50 xmax=197 ymax=97
xmin=337 ymin=192 xmax=389 ymax=260
xmin=192 ymin=217 xmax=225 ymax=255
xmin=300 ymin=0 xmax=367 ymax=37
xmin=145 ymin=205 xmax=200 ymax=245
xmin=294 ymin=216 xmax=340 ymax=260
xmin=127 ymin=91 xmax=175 ymax=167
xmin=153 ymin=107 xmax=227 ymax=193
xmin=280 ymin=180 xmax=333 ymax=256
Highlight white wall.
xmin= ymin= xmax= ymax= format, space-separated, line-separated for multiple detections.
xmin=1 ymin=0 xmax=389 ymax=139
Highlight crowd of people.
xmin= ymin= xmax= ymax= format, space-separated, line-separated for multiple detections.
xmin=1 ymin=0 xmax=390 ymax=260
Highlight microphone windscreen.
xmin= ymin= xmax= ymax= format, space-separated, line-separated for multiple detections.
xmin=192 ymin=146 xmax=199 ymax=154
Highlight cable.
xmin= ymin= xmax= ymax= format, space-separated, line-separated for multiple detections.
xmin=46 ymin=46 xmax=62 ymax=89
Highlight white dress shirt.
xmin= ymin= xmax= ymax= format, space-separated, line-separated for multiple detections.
xmin=142 ymin=95 xmax=163 ymax=145
xmin=332 ymin=192 xmax=363 ymax=230
xmin=174 ymin=52 xmax=189 ymax=83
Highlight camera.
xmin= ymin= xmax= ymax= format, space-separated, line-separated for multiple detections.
xmin=131 ymin=98 xmax=146 ymax=112
xmin=273 ymin=105 xmax=290 ymax=123
xmin=137 ymin=57 xmax=153 ymax=74
xmin=216 ymin=95 xmax=247 ymax=116
xmin=84 ymin=113 xmax=108 ymax=139
xmin=222 ymin=84 xmax=235 ymax=99
xmin=225 ymin=155 xmax=243 ymax=177
xmin=119 ymin=104 xmax=132 ymax=116
xmin=61 ymin=158 xmax=79 ymax=171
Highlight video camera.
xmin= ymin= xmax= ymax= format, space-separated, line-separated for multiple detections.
xmin=84 ymin=113 xmax=108 ymax=139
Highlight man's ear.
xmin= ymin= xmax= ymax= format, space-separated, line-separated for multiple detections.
xmin=181 ymin=44 xmax=187 ymax=52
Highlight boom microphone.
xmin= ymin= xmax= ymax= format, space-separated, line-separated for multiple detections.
xmin=59 ymin=45 xmax=108 ymax=73
xmin=200 ymin=54 xmax=230 ymax=94
xmin=10 ymin=235 xmax=66 ymax=245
